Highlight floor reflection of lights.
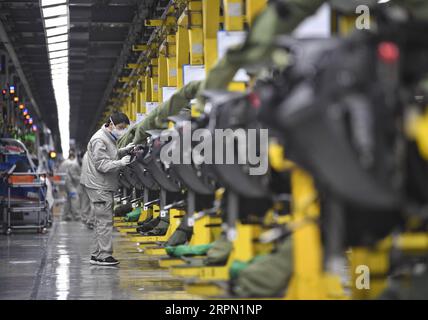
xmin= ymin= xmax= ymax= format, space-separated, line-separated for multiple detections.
xmin=56 ymin=247 xmax=70 ymax=300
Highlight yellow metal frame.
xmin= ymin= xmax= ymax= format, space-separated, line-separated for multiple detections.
xmin=189 ymin=215 xmax=222 ymax=246
xmin=202 ymin=0 xmax=220 ymax=72
xmin=407 ymin=109 xmax=428 ymax=160
xmin=176 ymin=13 xmax=190 ymax=89
xmin=284 ymin=169 xmax=346 ymax=300
xmin=223 ymin=0 xmax=244 ymax=31
xmin=157 ymin=50 xmax=168 ymax=102
xmin=159 ymin=257 xmax=186 ymax=268
xmin=166 ymin=34 xmax=177 ymax=87
xmin=246 ymin=0 xmax=267 ymax=26
xmin=188 ymin=1 xmax=204 ymax=65
xmin=150 ymin=58 xmax=159 ymax=102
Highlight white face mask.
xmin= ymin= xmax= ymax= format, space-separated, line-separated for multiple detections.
xmin=110 ymin=118 xmax=127 ymax=139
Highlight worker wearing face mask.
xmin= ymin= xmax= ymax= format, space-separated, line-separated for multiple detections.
xmin=81 ymin=111 xmax=135 ymax=266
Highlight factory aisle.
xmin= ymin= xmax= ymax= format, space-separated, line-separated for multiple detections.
xmin=0 ymin=222 xmax=199 ymax=300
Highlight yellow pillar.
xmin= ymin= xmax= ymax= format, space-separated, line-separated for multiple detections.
xmin=188 ymin=1 xmax=204 ymax=65
xmin=144 ymin=74 xmax=152 ymax=103
xmin=138 ymin=77 xmax=146 ymax=113
xmin=150 ymin=58 xmax=159 ymax=102
xmin=203 ymin=0 xmax=220 ymax=73
xmin=158 ymin=52 xmax=168 ymax=102
xmin=134 ymin=85 xmax=140 ymax=120
xmin=287 ymin=169 xmax=324 ymax=299
xmin=176 ymin=13 xmax=190 ymax=89
xmin=223 ymin=0 xmax=244 ymax=31
xmin=166 ymin=34 xmax=177 ymax=87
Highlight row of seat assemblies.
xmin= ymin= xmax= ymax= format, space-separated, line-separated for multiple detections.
xmin=108 ymin=1 xmax=428 ymax=299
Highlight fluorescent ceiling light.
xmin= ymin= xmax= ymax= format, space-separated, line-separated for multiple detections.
xmin=50 ymin=57 xmax=68 ymax=65
xmin=41 ymin=0 xmax=70 ymax=159
xmin=41 ymin=0 xmax=67 ymax=7
xmin=47 ymin=35 xmax=68 ymax=44
xmin=42 ymin=5 xmax=67 ymax=18
xmin=49 ymin=50 xmax=68 ymax=59
xmin=50 ymin=62 xmax=68 ymax=70
xmin=44 ymin=16 xmax=68 ymax=28
xmin=52 ymin=74 xmax=68 ymax=80
xmin=52 ymin=70 xmax=68 ymax=77
xmin=46 ymin=26 xmax=68 ymax=37
xmin=51 ymin=66 xmax=68 ymax=72
xmin=47 ymin=34 xmax=68 ymax=44
xmin=48 ymin=42 xmax=68 ymax=52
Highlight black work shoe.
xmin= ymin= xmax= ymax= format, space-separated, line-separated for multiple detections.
xmin=97 ymin=256 xmax=120 ymax=266
xmin=89 ymin=256 xmax=98 ymax=265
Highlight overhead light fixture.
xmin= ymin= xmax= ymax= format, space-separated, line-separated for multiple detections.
xmin=48 ymin=42 xmax=68 ymax=52
xmin=46 ymin=26 xmax=68 ymax=37
xmin=50 ymin=62 xmax=68 ymax=70
xmin=51 ymin=75 xmax=68 ymax=82
xmin=49 ymin=50 xmax=68 ymax=59
xmin=41 ymin=0 xmax=66 ymax=7
xmin=50 ymin=56 xmax=68 ymax=65
xmin=44 ymin=16 xmax=68 ymax=28
xmin=51 ymin=69 xmax=68 ymax=76
xmin=42 ymin=5 xmax=67 ymax=18
xmin=40 ymin=0 xmax=70 ymax=159
xmin=51 ymin=69 xmax=68 ymax=75
xmin=47 ymin=34 xmax=68 ymax=44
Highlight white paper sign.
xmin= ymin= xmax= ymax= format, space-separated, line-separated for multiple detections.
xmin=293 ymin=4 xmax=331 ymax=38
xmin=162 ymin=87 xmax=177 ymax=102
xmin=217 ymin=30 xmax=249 ymax=82
xmin=183 ymin=65 xmax=205 ymax=85
xmin=146 ymin=102 xmax=159 ymax=114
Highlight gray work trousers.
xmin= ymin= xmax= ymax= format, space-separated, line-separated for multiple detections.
xmin=86 ymin=188 xmax=114 ymax=259
xmin=79 ymin=184 xmax=94 ymax=225
xmin=62 ymin=188 xmax=80 ymax=221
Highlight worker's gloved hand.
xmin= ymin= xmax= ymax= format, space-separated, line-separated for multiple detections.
xmin=119 ymin=143 xmax=135 ymax=154
xmin=120 ymin=155 xmax=132 ymax=167
xmin=68 ymin=191 xmax=78 ymax=199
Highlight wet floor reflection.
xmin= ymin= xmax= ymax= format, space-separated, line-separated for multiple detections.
xmin=0 ymin=220 xmax=200 ymax=300
xmin=55 ymin=248 xmax=70 ymax=300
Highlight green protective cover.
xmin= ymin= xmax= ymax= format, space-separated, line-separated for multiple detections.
xmin=117 ymin=125 xmax=137 ymax=148
xmin=229 ymin=255 xmax=266 ymax=279
xmin=165 ymin=243 xmax=213 ymax=258
xmin=124 ymin=206 xmax=142 ymax=222
xmin=232 ymin=237 xmax=293 ymax=298
xmin=203 ymin=237 xmax=233 ymax=266
xmin=117 ymin=80 xmax=201 ymax=148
